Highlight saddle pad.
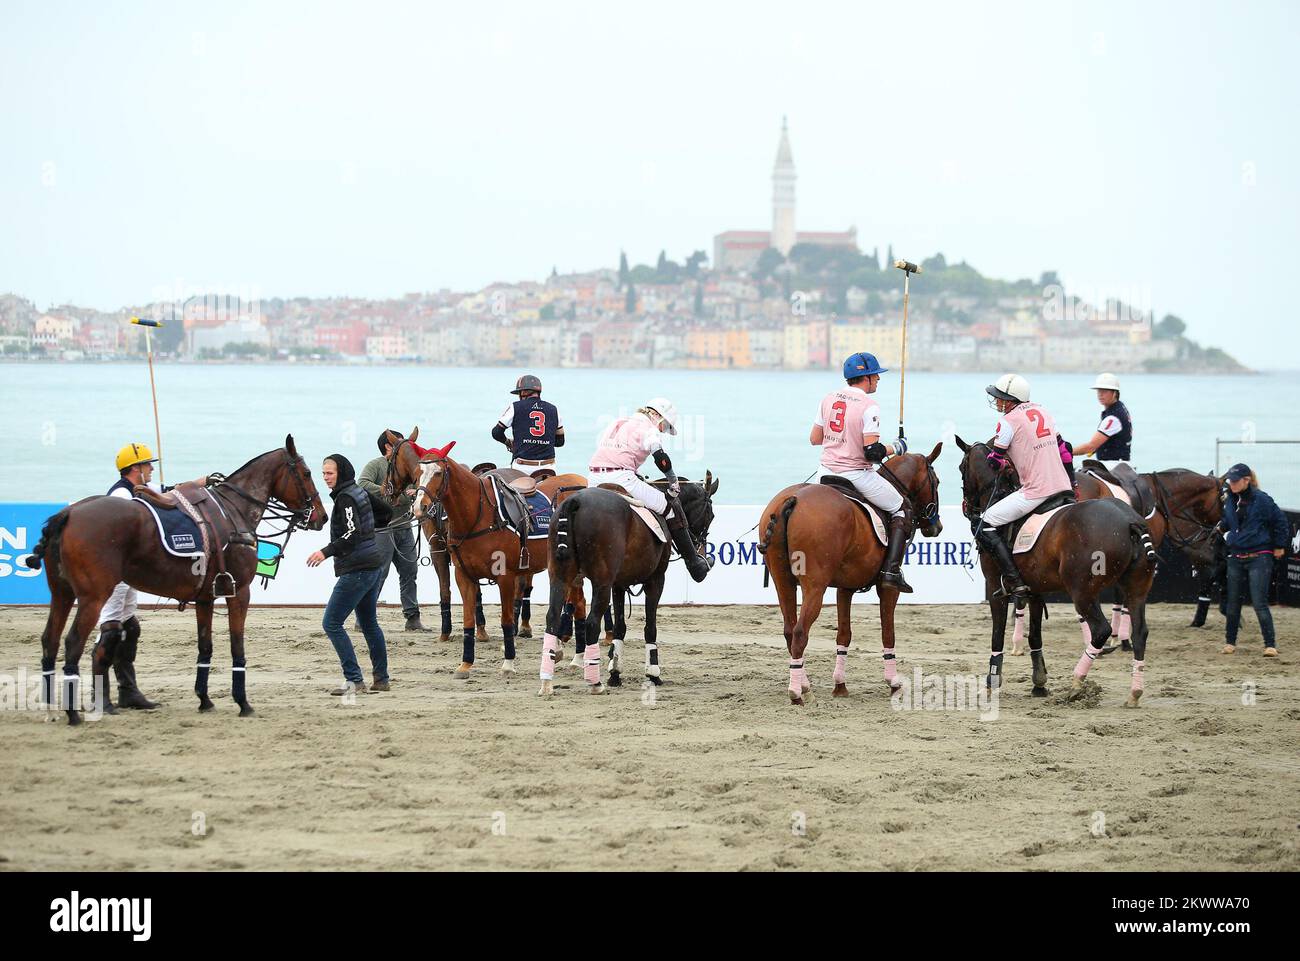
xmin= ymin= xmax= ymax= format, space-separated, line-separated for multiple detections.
xmin=1012 ymin=505 xmax=1070 ymax=555
xmin=491 ymin=478 xmax=553 ymax=540
xmin=617 ymin=494 xmax=669 ymax=543
xmin=1084 ymin=471 xmax=1157 ymax=520
xmin=523 ymin=489 xmax=552 ymax=540
xmin=135 ymin=498 xmax=205 ymax=558
xmin=825 ymin=487 xmax=890 ymax=545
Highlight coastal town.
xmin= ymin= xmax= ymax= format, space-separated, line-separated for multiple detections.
xmin=2 ymin=121 xmax=1241 ymax=373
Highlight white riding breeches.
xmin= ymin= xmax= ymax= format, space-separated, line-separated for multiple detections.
xmin=589 ymin=469 xmax=668 ymax=515
xmin=99 ymin=582 xmax=138 ymax=626
xmin=818 ymin=466 xmax=904 ymax=515
xmin=980 ymin=490 xmax=1050 ymax=528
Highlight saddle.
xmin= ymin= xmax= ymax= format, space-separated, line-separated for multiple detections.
xmin=594 ymin=485 xmax=669 ymax=542
xmin=817 ymin=476 xmax=889 ymax=545
xmin=1002 ymin=489 xmax=1077 ymax=551
xmin=133 ymin=481 xmax=248 ymax=597
xmin=1081 ymin=460 xmax=1154 ymax=517
xmin=474 ymin=463 xmax=551 ymax=493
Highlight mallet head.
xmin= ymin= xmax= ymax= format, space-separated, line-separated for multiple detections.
xmin=893 ymin=260 xmax=922 ymax=275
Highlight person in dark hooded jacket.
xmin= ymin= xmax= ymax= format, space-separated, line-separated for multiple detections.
xmin=1217 ymin=463 xmax=1289 ymax=656
xmin=307 ymin=454 xmax=395 ymax=693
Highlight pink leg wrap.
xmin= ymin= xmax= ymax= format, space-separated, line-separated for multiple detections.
xmin=788 ymin=659 xmax=804 ymax=697
xmin=1012 ymin=609 xmax=1025 ymax=647
xmin=540 ymin=633 xmax=560 ymax=681
xmin=1119 ymin=610 xmax=1131 ymax=642
xmin=1073 ymin=619 xmax=1106 ymax=677
xmin=1131 ymin=660 xmax=1145 ymax=691
xmin=1110 ymin=605 xmax=1122 ymax=635
xmin=833 ymin=648 xmax=848 ymax=685
xmin=882 ymin=650 xmax=898 ymax=685
xmin=1078 ymin=616 xmax=1090 ymax=647
xmin=583 ymin=645 xmax=601 ymax=686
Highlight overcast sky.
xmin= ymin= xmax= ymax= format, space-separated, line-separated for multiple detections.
xmin=2 ymin=0 xmax=1296 ymax=368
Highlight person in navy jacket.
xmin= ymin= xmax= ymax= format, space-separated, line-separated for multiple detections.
xmin=1217 ymin=463 xmax=1289 ymax=656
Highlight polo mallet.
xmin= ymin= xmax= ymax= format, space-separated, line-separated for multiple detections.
xmin=130 ymin=317 xmax=165 ymax=487
xmin=893 ymin=260 xmax=921 ymax=440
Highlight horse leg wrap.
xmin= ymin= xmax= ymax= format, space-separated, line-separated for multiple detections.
xmin=988 ymin=652 xmax=1004 ymax=689
xmin=833 ymin=646 xmax=848 ymax=686
xmin=573 ymin=618 xmax=587 ymax=655
xmin=62 ymin=668 xmax=79 ymax=713
xmin=882 ymin=649 xmax=899 ymax=687
xmin=1119 ymin=608 xmax=1131 ymax=642
xmin=462 ymin=628 xmax=475 ymax=665
xmin=583 ymin=643 xmax=602 ymax=686
xmin=559 ymin=602 xmax=574 ymax=638
xmin=1131 ymin=660 xmax=1145 ymax=692
xmin=41 ymin=656 xmax=55 ymax=708
xmin=232 ymin=658 xmax=246 ymax=704
xmin=474 ymin=595 xmax=485 ymax=627
xmin=520 ymin=587 xmax=531 ymax=623
xmin=439 ymin=601 xmax=453 ymax=637
xmin=609 ymin=637 xmax=623 ymax=671
xmin=1012 ymin=608 xmax=1026 ymax=648
xmin=1073 ymin=624 xmax=1105 ymax=679
xmin=788 ymin=658 xmax=805 ymax=698
xmin=539 ymin=633 xmax=560 ymax=681
xmin=645 ymin=643 xmax=660 ymax=679
xmin=195 ymin=661 xmax=211 ymax=698
xmin=501 ymin=623 xmax=516 ymax=662
xmin=1110 ymin=605 xmax=1123 ymax=636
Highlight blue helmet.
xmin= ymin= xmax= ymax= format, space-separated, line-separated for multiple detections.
xmin=842 ymin=352 xmax=888 ymax=380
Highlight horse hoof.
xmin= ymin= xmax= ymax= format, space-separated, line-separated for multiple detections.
xmin=587 ymin=684 xmax=608 ymax=696
xmin=239 ymin=704 xmax=255 ymax=717
xmin=66 ymin=711 xmax=83 ymax=726
xmin=438 ymin=634 xmax=451 ymax=645
xmin=832 ymin=683 xmax=849 ymax=698
xmin=1010 ymin=648 xmax=1025 ymax=656
xmin=1031 ymin=685 xmax=1049 ymax=697
xmin=788 ymin=691 xmax=804 ymax=706
xmin=101 ymin=702 xmax=119 ymax=716
xmin=569 ymin=655 xmax=583 ymax=669
xmin=476 ymin=628 xmax=490 ymax=642
xmin=887 ymin=679 xmax=903 ymax=693
xmin=645 ymin=673 xmax=663 ymax=687
xmin=537 ymin=680 xmax=555 ymax=697
xmin=1070 ymin=675 xmax=1087 ymax=692
xmin=198 ymin=699 xmax=214 ymax=712
xmin=518 ymin=623 xmax=532 ymax=638
xmin=1098 ymin=644 xmax=1120 ymax=657
xmin=500 ymin=660 xmax=516 ymax=676
xmin=608 ymin=672 xmax=622 ymax=687
xmin=1124 ymin=690 xmax=1143 ymax=709
xmin=605 ymin=631 xmax=614 ymax=644
xmin=1121 ymin=640 xmax=1132 ymax=652
xmin=453 ymin=662 xmax=473 ymax=680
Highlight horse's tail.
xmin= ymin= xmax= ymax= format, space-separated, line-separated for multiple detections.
xmin=553 ymin=495 xmax=580 ymax=565
xmin=1129 ymin=519 xmax=1158 ymax=574
xmin=24 ymin=508 xmax=71 ymax=576
xmin=758 ymin=496 xmax=799 ymax=582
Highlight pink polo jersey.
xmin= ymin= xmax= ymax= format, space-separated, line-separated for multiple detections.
xmin=589 ymin=413 xmax=662 ymax=471
xmin=993 ymin=402 xmax=1071 ymax=498
xmin=815 ymin=386 xmax=881 ymax=472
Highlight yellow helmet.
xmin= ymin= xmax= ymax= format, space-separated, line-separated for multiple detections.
xmin=115 ymin=443 xmax=158 ymax=472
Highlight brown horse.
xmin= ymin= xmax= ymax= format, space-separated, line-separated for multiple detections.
xmin=757 ymin=447 xmax=943 ymax=705
xmin=956 ymin=437 xmax=1158 ymax=706
xmin=387 ymin=431 xmax=588 ymax=678
xmin=25 ymin=436 xmax=326 ymax=724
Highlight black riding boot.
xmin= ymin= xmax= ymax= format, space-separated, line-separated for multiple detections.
xmin=1189 ymin=597 xmax=1210 ymax=628
xmin=665 ymin=495 xmax=713 ymax=583
xmin=877 ymin=507 xmax=914 ymax=594
xmin=93 ymin=622 xmax=122 ymax=714
xmin=113 ymin=616 xmax=158 ymax=710
xmin=975 ymin=526 xmax=1031 ymax=600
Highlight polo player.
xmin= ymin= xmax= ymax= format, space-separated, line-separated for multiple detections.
xmin=492 ymin=374 xmax=564 ymax=474
xmin=1072 ymin=372 xmax=1133 ymax=470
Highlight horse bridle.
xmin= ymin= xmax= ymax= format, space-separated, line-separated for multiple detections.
xmin=211 ymin=450 xmax=317 ymax=533
xmin=879 ymin=456 xmax=941 ymax=532
xmin=1151 ymin=471 xmax=1220 ymax=552
xmin=959 ymin=442 xmax=1005 ymax=525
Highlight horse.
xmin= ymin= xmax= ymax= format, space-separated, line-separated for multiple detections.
xmin=24 ymin=436 xmax=326 ymax=724
xmin=955 ymin=437 xmax=1158 ymax=706
xmin=386 ymin=431 xmax=589 ymax=678
xmin=756 ymin=447 xmax=943 ymax=705
xmin=536 ymin=473 xmax=719 ymax=696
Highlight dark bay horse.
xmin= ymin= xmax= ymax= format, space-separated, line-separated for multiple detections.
xmin=25 ymin=436 xmax=326 ymax=724
xmin=387 ymin=433 xmax=588 ymax=678
xmin=537 ymin=473 xmax=718 ymax=696
xmin=956 ymin=437 xmax=1158 ymax=706
xmin=757 ymin=447 xmax=943 ymax=705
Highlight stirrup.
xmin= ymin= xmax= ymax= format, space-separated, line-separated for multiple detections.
xmin=213 ymin=571 xmax=237 ymax=598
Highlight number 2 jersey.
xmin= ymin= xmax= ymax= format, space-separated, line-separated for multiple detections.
xmin=815 ymin=385 xmax=881 ymax=472
xmin=993 ymin=402 xmax=1071 ymax=499
xmin=496 ymin=397 xmax=562 ymax=461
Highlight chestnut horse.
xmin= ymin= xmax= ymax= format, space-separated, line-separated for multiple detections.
xmin=956 ymin=437 xmax=1158 ymax=706
xmin=537 ymin=473 xmax=718 ymax=696
xmin=387 ymin=431 xmax=588 ymax=678
xmin=25 ymin=436 xmax=326 ymax=724
xmin=757 ymin=447 xmax=943 ymax=705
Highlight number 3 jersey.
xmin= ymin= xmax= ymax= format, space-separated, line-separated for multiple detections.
xmin=993 ymin=402 xmax=1071 ymax=498
xmin=815 ymin=385 xmax=881 ymax=472
xmin=497 ymin=397 xmax=562 ymax=461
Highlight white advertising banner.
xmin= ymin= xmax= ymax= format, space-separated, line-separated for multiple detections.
xmin=135 ymin=505 xmax=985 ymax=609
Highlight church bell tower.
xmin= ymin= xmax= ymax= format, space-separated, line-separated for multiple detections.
xmin=771 ymin=116 xmax=797 ymax=256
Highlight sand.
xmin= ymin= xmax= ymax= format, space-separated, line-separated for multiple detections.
xmin=1 ymin=600 xmax=1296 ymax=871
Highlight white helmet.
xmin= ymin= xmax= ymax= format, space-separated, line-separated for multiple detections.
xmin=643 ymin=397 xmax=679 ymax=435
xmin=986 ymin=373 xmax=1030 ymax=404
xmin=1091 ymin=372 xmax=1121 ymax=392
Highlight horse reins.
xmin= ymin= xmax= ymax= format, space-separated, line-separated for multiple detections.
xmin=1150 ymin=471 xmax=1220 ymax=552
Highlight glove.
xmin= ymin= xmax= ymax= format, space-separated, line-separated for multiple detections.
xmin=892 ymin=437 xmax=908 ymax=456
xmin=986 ymin=449 xmax=1009 ymax=470
xmin=667 ymin=481 xmax=681 ymax=498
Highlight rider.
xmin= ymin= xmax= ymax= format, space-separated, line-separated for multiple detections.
xmin=492 ymin=374 xmax=564 ymax=474
xmin=99 ymin=443 xmax=168 ymax=709
xmin=811 ymin=352 xmax=912 ymax=592
xmin=586 ymin=397 xmax=714 ymax=582
xmin=976 ymin=375 xmax=1075 ymax=599
xmin=1072 ymin=372 xmax=1132 ymax=471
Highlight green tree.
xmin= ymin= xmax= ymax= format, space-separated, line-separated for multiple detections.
xmin=753 ymin=247 xmax=786 ymax=281
xmin=1154 ymin=314 xmax=1186 ymax=339
xmin=685 ymin=250 xmax=708 ymax=278
xmin=618 ymin=250 xmax=629 ymax=288
xmin=693 ymin=283 xmax=704 ymax=317
xmin=625 ymin=284 xmax=637 ymax=314
xmin=921 ymin=252 xmax=947 ymax=272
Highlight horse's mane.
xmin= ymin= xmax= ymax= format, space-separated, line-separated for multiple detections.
xmin=225 ymin=447 xmax=284 ymax=480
